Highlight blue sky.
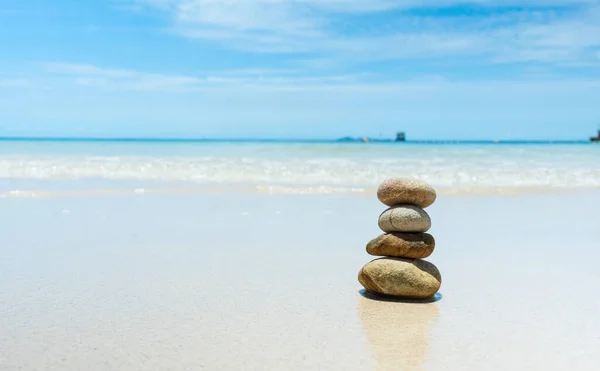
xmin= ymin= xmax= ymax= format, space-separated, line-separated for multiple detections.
xmin=1 ymin=0 xmax=599 ymax=139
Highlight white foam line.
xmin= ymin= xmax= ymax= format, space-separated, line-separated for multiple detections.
xmin=0 ymin=185 xmax=598 ymax=199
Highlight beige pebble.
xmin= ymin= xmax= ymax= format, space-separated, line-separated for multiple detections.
xmin=358 ymin=258 xmax=441 ymax=299
xmin=378 ymin=205 xmax=431 ymax=233
xmin=377 ymin=178 xmax=436 ymax=208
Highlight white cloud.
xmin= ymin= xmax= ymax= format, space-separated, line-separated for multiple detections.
xmin=46 ymin=63 xmax=205 ymax=91
xmin=130 ymin=0 xmax=600 ymax=67
xmin=41 ymin=62 xmax=600 ymax=95
xmin=44 ymin=62 xmax=372 ymax=91
xmin=0 ymin=79 xmax=32 ymax=88
xmin=46 ymin=63 xmax=140 ymax=78
xmin=490 ymin=10 xmax=600 ymax=63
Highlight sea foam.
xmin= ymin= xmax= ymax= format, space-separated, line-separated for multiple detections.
xmin=0 ymin=142 xmax=599 ymax=194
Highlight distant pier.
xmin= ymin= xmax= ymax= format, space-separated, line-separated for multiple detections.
xmin=335 ymin=131 xmax=599 ymax=144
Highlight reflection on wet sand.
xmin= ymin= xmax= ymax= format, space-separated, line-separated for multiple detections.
xmin=357 ymin=291 xmax=440 ymax=371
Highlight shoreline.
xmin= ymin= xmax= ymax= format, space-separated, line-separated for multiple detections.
xmin=2 ymin=182 xmax=600 ymax=199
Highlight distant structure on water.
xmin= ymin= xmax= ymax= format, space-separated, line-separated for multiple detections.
xmin=336 ymin=132 xmax=406 ymax=143
xmin=591 ymin=130 xmax=600 ymax=142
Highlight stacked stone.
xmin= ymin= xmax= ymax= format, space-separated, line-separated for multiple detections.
xmin=358 ymin=178 xmax=442 ymax=300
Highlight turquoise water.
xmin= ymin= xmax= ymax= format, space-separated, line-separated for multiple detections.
xmin=1 ymin=139 xmax=599 ymax=193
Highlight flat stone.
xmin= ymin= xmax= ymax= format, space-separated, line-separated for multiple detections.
xmin=367 ymin=233 xmax=435 ymax=259
xmin=378 ymin=205 xmax=431 ymax=233
xmin=358 ymin=258 xmax=441 ymax=299
xmin=377 ymin=178 xmax=436 ymax=208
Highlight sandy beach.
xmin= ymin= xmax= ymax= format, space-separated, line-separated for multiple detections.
xmin=4 ymin=0 xmax=600 ymax=367
xmin=2 ymin=188 xmax=599 ymax=370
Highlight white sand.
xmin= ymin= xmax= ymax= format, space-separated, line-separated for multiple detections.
xmin=1 ymin=190 xmax=599 ymax=370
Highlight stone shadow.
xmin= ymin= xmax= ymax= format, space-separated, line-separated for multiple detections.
xmin=359 ymin=289 xmax=443 ymax=304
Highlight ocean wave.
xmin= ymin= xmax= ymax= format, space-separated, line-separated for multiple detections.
xmin=1 ymin=150 xmax=600 ymax=192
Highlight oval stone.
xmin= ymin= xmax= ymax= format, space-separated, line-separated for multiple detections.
xmin=377 ymin=178 xmax=436 ymax=208
xmin=378 ymin=205 xmax=431 ymax=233
xmin=358 ymin=258 xmax=441 ymax=299
xmin=366 ymin=232 xmax=435 ymax=259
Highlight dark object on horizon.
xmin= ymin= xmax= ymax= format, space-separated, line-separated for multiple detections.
xmin=336 ymin=132 xmax=406 ymax=143
xmin=337 ymin=136 xmax=373 ymax=143
xmin=591 ymin=130 xmax=600 ymax=142
xmin=337 ymin=136 xmax=385 ymax=143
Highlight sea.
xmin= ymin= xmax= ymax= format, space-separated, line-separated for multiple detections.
xmin=1 ymin=138 xmax=599 ymax=196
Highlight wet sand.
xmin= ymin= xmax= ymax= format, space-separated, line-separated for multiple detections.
xmin=1 ymin=190 xmax=599 ymax=370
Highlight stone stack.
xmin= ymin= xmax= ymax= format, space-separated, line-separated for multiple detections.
xmin=358 ymin=179 xmax=442 ymax=300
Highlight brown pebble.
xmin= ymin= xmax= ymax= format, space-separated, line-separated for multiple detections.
xmin=358 ymin=258 xmax=441 ymax=299
xmin=367 ymin=232 xmax=435 ymax=259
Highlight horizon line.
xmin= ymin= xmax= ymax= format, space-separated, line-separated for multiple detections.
xmin=0 ymin=136 xmax=594 ymax=144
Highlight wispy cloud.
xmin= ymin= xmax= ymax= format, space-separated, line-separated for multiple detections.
xmin=42 ymin=62 xmax=600 ymax=95
xmin=0 ymin=79 xmax=32 ymax=88
xmin=44 ymin=62 xmax=372 ymax=91
xmin=46 ymin=62 xmax=204 ymax=91
xmin=130 ymin=0 xmax=600 ymax=68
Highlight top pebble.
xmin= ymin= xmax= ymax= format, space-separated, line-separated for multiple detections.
xmin=377 ymin=178 xmax=437 ymax=208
